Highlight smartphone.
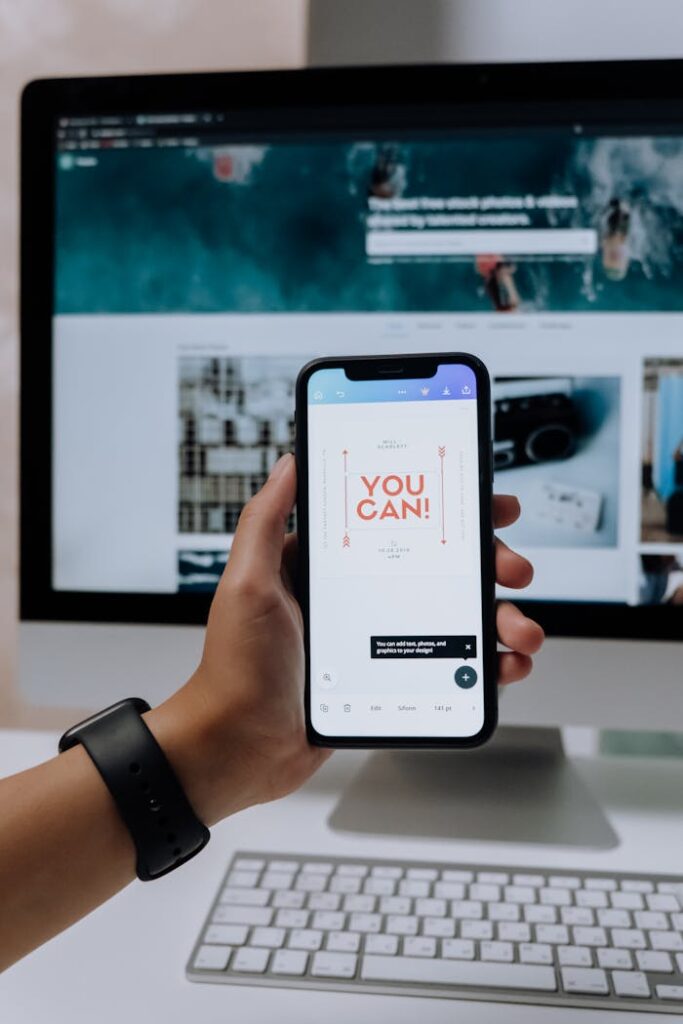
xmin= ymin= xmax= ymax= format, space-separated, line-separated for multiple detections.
xmin=296 ymin=353 xmax=496 ymax=749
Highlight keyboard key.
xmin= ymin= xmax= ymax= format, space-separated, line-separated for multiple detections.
xmin=349 ymin=913 xmax=382 ymax=934
xmin=271 ymin=950 xmax=308 ymax=976
xmin=526 ymin=905 xmax=557 ymax=924
xmin=488 ymin=902 xmax=520 ymax=922
xmin=576 ymin=890 xmax=608 ymax=909
xmin=296 ymin=874 xmax=328 ymax=892
xmin=470 ymin=883 xmax=501 ymax=902
xmin=231 ymin=948 xmax=270 ymax=973
xmin=250 ymin=927 xmax=285 ymax=948
xmin=304 ymin=862 xmax=333 ymax=875
xmin=561 ymin=967 xmax=608 ymax=995
xmin=372 ymin=865 xmax=403 ymax=879
xmin=226 ymin=870 xmax=260 ymax=888
xmin=677 ymin=953 xmax=683 ymax=973
xmin=386 ymin=915 xmax=418 ymax=936
xmin=598 ymin=909 xmax=631 ymax=928
xmin=415 ymin=897 xmax=446 ymax=917
xmin=213 ymin=906 xmax=273 ymax=927
xmin=220 ymin=887 xmax=270 ymax=907
xmin=656 ymin=985 xmax=683 ymax=1000
xmin=234 ymin=858 xmax=265 ymax=872
xmin=512 ymin=874 xmax=544 ymax=887
xmin=622 ymin=879 xmax=654 ymax=894
xmin=337 ymin=864 xmax=368 ymax=877
xmin=204 ymin=924 xmax=247 ymax=945
xmin=194 ymin=944 xmax=231 ymax=970
xmin=558 ymin=945 xmax=592 ymax=967
xmin=261 ymin=872 xmax=296 ymax=891
xmin=311 ymin=952 xmax=357 ymax=978
xmin=481 ymin=941 xmax=513 ymax=962
xmin=451 ymin=900 xmax=483 ymax=920
xmin=585 ymin=878 xmax=617 ymax=892
xmin=649 ymin=930 xmax=683 ymax=952
xmin=561 ymin=907 xmax=594 ymax=926
xmin=364 ymin=878 xmax=394 ymax=896
xmin=379 ymin=896 xmax=411 ymax=915
xmin=611 ymin=891 xmax=644 ymax=911
xmin=362 ymin=937 xmax=401 ymax=958
xmin=442 ymin=939 xmax=475 ymax=960
xmin=442 ymin=870 xmax=473 ymax=883
xmin=434 ymin=881 xmax=465 ymax=900
xmin=505 ymin=886 xmax=535 ymax=904
xmin=460 ymin=920 xmax=493 ymax=941
xmin=636 ymin=950 xmax=672 ymax=972
xmin=478 ymin=872 xmax=509 ymax=885
xmin=288 ymin=929 xmax=323 ymax=951
xmin=540 ymin=888 xmax=572 ymax=907
xmin=344 ymin=894 xmax=376 ymax=913
xmin=612 ymin=971 xmax=650 ymax=999
xmin=403 ymin=937 xmax=437 ymax=957
xmin=312 ymin=911 xmax=345 ymax=931
xmin=330 ymin=876 xmax=362 ymax=894
xmin=362 ymin=956 xmax=557 ymax=991
xmin=399 ymin=879 xmax=430 ymax=898
xmin=498 ymin=922 xmax=530 ymax=943
xmin=327 ymin=931 xmax=360 ymax=953
xmin=407 ymin=868 xmax=438 ymax=881
xmin=549 ymin=876 xmax=581 ymax=890
xmin=423 ymin=917 xmax=455 ymax=938
xmin=536 ymin=924 xmax=569 ymax=945
xmin=275 ymin=909 xmax=309 ymax=929
xmin=597 ymin=947 xmax=632 ymax=970
xmin=365 ymin=934 xmax=399 ymax=955
xmin=272 ymin=890 xmax=305 ymax=909
xmin=269 ymin=860 xmax=299 ymax=873
xmin=307 ymin=892 xmax=340 ymax=911
xmin=519 ymin=943 xmax=553 ymax=965
xmin=611 ymin=928 xmax=646 ymax=949
xmin=572 ymin=926 xmax=607 ymax=947
xmin=671 ymin=912 xmax=683 ymax=930
xmin=635 ymin=910 xmax=668 ymax=930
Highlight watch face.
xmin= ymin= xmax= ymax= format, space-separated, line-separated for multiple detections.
xmin=58 ymin=697 xmax=150 ymax=752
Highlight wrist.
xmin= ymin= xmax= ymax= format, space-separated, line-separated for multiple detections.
xmin=144 ymin=679 xmax=257 ymax=828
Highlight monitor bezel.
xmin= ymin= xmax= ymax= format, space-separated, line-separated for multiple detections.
xmin=20 ymin=58 xmax=683 ymax=638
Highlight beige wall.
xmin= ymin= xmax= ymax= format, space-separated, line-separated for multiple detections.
xmin=0 ymin=0 xmax=307 ymax=728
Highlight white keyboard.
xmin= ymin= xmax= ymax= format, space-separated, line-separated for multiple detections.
xmin=187 ymin=851 xmax=683 ymax=1013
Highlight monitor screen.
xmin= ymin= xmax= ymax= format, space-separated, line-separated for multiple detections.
xmin=48 ymin=92 xmax=683 ymax=617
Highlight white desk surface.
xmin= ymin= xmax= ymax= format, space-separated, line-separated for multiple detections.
xmin=1 ymin=727 xmax=682 ymax=1024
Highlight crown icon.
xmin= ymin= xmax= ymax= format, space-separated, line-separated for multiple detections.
xmin=420 ymin=386 xmax=430 ymax=396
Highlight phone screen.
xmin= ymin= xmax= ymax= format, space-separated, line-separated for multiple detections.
xmin=305 ymin=360 xmax=490 ymax=741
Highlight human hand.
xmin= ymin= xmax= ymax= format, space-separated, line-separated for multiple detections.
xmin=148 ymin=454 xmax=543 ymax=827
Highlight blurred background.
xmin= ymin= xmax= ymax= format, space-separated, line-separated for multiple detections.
xmin=1 ymin=0 xmax=680 ymax=726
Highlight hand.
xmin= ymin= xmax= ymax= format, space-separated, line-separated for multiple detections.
xmin=148 ymin=454 xmax=543 ymax=826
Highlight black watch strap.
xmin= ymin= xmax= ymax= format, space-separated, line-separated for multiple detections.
xmin=59 ymin=698 xmax=210 ymax=880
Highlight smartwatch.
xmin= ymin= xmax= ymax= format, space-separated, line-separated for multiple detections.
xmin=59 ymin=698 xmax=210 ymax=880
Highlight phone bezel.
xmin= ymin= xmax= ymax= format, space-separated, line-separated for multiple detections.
xmin=295 ymin=352 xmax=497 ymax=749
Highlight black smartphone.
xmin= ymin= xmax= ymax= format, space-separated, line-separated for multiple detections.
xmin=295 ymin=353 xmax=497 ymax=749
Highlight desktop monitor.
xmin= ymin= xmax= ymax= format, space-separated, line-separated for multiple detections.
xmin=20 ymin=61 xmax=683 ymax=742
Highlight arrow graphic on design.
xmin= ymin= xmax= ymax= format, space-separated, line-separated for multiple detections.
xmin=438 ymin=445 xmax=447 ymax=544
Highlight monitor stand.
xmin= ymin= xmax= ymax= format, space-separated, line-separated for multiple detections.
xmin=329 ymin=726 xmax=618 ymax=849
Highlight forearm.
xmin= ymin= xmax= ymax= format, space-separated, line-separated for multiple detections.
xmin=0 ymin=688 xmax=252 ymax=972
xmin=0 ymin=743 xmax=135 ymax=971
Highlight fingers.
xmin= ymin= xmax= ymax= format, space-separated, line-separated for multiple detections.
xmin=495 ymin=538 xmax=533 ymax=589
xmin=498 ymin=651 xmax=534 ymax=686
xmin=493 ymin=494 xmax=521 ymax=529
xmin=496 ymin=600 xmax=545 ymax=656
xmin=228 ymin=454 xmax=296 ymax=580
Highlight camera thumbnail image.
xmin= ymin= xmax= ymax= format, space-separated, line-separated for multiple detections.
xmin=178 ymin=355 xmax=300 ymax=535
xmin=493 ymin=376 xmax=620 ymax=549
xmin=641 ymin=359 xmax=683 ymax=544
xmin=639 ymin=554 xmax=683 ymax=605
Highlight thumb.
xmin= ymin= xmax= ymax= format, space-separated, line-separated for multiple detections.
xmin=227 ymin=454 xmax=296 ymax=579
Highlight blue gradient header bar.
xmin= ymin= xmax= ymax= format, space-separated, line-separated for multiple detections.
xmin=307 ymin=364 xmax=477 ymax=405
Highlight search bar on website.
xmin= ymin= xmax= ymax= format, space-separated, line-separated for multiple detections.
xmin=366 ymin=228 xmax=598 ymax=257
